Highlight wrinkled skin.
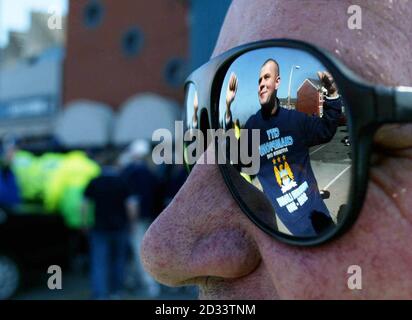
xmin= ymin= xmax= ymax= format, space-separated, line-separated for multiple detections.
xmin=142 ymin=0 xmax=412 ymax=299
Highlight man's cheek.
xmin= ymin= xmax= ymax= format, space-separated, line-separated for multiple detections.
xmin=369 ymin=158 xmax=412 ymax=223
xmin=374 ymin=124 xmax=412 ymax=149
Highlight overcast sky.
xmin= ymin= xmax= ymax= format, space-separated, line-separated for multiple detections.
xmin=0 ymin=0 xmax=68 ymax=47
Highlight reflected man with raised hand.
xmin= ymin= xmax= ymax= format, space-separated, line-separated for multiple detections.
xmin=225 ymin=60 xmax=342 ymax=236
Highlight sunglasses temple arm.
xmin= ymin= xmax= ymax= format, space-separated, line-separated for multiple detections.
xmin=374 ymin=86 xmax=412 ymax=123
xmin=394 ymin=87 xmax=412 ymax=122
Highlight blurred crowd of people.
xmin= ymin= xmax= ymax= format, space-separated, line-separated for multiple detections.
xmin=0 ymin=136 xmax=187 ymax=299
xmin=83 ymin=140 xmax=186 ymax=299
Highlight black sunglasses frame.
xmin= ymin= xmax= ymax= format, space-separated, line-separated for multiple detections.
xmin=184 ymin=38 xmax=412 ymax=246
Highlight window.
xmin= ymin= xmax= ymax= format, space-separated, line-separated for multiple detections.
xmin=121 ymin=27 xmax=144 ymax=57
xmin=164 ymin=58 xmax=188 ymax=87
xmin=83 ymin=0 xmax=104 ymax=28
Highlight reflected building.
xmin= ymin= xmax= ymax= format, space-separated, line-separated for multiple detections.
xmin=296 ymin=78 xmax=324 ymax=117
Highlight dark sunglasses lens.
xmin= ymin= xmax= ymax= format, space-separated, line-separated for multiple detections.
xmin=218 ymin=47 xmax=352 ymax=240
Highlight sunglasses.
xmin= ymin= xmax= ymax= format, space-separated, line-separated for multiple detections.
xmin=183 ymin=39 xmax=412 ymax=246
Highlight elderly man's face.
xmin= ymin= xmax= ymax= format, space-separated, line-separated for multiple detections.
xmin=142 ymin=0 xmax=412 ymax=299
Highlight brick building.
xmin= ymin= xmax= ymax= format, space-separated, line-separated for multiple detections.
xmin=296 ymin=78 xmax=324 ymax=117
xmin=63 ymin=0 xmax=189 ymax=110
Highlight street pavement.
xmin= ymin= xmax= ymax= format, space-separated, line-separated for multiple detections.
xmin=310 ymin=126 xmax=352 ymax=221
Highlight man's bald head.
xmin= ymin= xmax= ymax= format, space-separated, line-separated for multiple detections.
xmin=261 ymin=58 xmax=280 ymax=77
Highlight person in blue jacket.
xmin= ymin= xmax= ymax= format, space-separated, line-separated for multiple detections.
xmin=224 ymin=59 xmax=342 ymax=237
xmin=0 ymin=141 xmax=20 ymax=208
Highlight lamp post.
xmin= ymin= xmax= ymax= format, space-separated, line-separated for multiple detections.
xmin=287 ymin=65 xmax=300 ymax=107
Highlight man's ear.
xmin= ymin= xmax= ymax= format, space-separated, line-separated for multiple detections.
xmin=275 ymin=76 xmax=281 ymax=90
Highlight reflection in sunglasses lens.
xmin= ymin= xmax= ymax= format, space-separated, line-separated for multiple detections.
xmin=219 ymin=47 xmax=351 ymax=239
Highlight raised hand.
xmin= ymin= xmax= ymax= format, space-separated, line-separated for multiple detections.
xmin=318 ymin=71 xmax=338 ymax=97
xmin=226 ymin=72 xmax=238 ymax=109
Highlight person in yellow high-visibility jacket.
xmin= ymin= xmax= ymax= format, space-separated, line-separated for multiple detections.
xmin=11 ymin=150 xmax=38 ymax=201
xmin=233 ymin=119 xmax=253 ymax=184
xmin=44 ymin=151 xmax=100 ymax=228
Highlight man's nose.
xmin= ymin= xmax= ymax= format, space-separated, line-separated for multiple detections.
xmin=140 ymin=147 xmax=261 ymax=286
